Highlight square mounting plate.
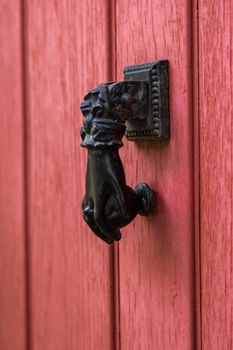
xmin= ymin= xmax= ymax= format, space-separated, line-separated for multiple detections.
xmin=124 ymin=60 xmax=170 ymax=141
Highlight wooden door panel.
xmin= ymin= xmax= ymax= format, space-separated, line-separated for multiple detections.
xmin=25 ymin=1 xmax=115 ymax=349
xmin=115 ymin=1 xmax=195 ymax=348
xmin=0 ymin=1 xmax=27 ymax=349
xmin=1 ymin=0 xmax=232 ymax=349
xmin=199 ymin=1 xmax=233 ymax=349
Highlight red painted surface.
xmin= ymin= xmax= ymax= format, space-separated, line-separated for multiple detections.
xmin=0 ymin=0 xmax=232 ymax=349
xmin=115 ymin=0 xmax=195 ymax=348
xmin=192 ymin=0 xmax=201 ymax=349
xmin=199 ymin=1 xmax=233 ymax=349
xmin=24 ymin=1 xmax=115 ymax=349
xmin=0 ymin=1 xmax=27 ymax=349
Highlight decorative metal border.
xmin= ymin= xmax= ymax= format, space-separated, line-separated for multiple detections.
xmin=124 ymin=60 xmax=170 ymax=141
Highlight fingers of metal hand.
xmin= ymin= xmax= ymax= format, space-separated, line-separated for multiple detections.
xmin=113 ymin=229 xmax=121 ymax=241
xmin=84 ymin=214 xmax=114 ymax=244
xmin=94 ymin=197 xmax=121 ymax=241
xmin=108 ymin=180 xmax=130 ymax=224
xmin=82 ymin=182 xmax=127 ymax=242
xmin=82 ymin=198 xmax=113 ymax=244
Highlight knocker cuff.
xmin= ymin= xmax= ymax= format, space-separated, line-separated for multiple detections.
xmin=81 ymin=118 xmax=126 ymax=148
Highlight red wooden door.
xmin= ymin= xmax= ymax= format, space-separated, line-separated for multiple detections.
xmin=0 ymin=1 xmax=232 ymax=350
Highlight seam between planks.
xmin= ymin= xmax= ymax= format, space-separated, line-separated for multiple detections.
xmin=192 ymin=0 xmax=202 ymax=348
xmin=20 ymin=0 xmax=32 ymax=349
xmin=108 ymin=0 xmax=121 ymax=348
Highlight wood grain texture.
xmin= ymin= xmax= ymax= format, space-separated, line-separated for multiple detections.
xmin=199 ymin=1 xmax=233 ymax=349
xmin=192 ymin=0 xmax=201 ymax=348
xmin=25 ymin=1 xmax=114 ymax=349
xmin=0 ymin=1 xmax=27 ymax=349
xmin=115 ymin=0 xmax=195 ymax=348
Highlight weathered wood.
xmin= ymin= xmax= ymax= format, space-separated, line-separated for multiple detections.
xmin=0 ymin=1 xmax=27 ymax=349
xmin=199 ymin=1 xmax=233 ymax=349
xmin=25 ymin=1 xmax=115 ymax=349
xmin=192 ymin=0 xmax=201 ymax=348
xmin=115 ymin=0 xmax=195 ymax=348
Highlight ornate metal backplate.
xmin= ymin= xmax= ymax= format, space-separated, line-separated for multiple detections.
xmin=124 ymin=60 xmax=170 ymax=141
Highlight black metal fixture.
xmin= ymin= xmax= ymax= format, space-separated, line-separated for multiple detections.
xmin=80 ymin=60 xmax=169 ymax=243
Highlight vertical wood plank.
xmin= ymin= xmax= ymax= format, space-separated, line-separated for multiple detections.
xmin=0 ymin=1 xmax=27 ymax=349
xmin=115 ymin=0 xmax=195 ymax=348
xmin=192 ymin=0 xmax=201 ymax=348
xmin=25 ymin=1 xmax=115 ymax=349
xmin=199 ymin=1 xmax=233 ymax=349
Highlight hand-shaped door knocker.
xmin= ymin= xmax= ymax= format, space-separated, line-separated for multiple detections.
xmin=80 ymin=61 xmax=169 ymax=243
